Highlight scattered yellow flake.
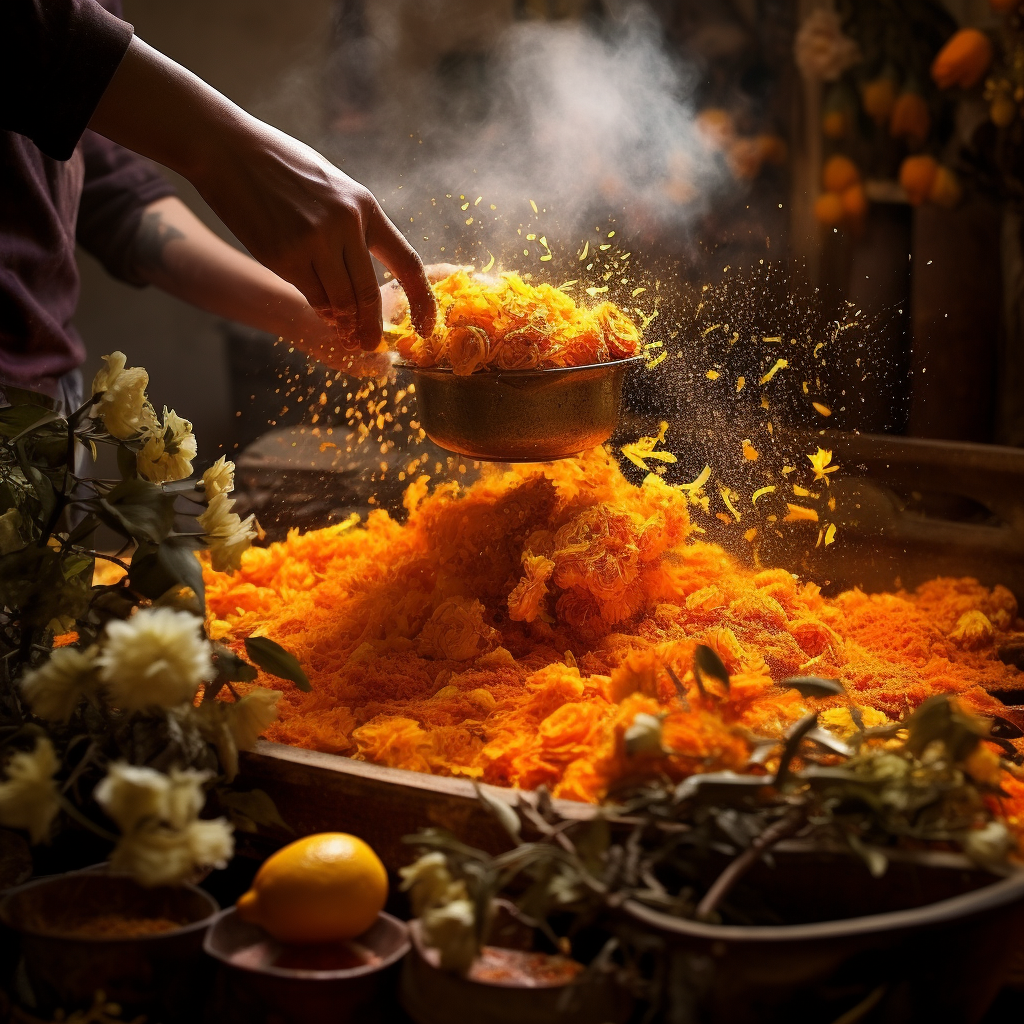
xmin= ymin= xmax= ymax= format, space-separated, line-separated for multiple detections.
xmin=763 ymin=336 xmax=782 ymax=343
xmin=815 ymin=528 xmax=824 ymax=549
xmin=474 ymin=196 xmax=482 ymax=205
xmin=701 ymin=323 xmax=721 ymax=338
xmin=530 ymin=199 xmax=538 ymax=213
xmin=744 ymin=527 xmax=758 ymax=543
xmin=736 ymin=376 xmax=746 ymax=392
xmin=645 ymin=340 xmax=663 ymax=351
xmin=586 ymin=285 xmax=608 ymax=296
xmin=646 ymin=352 xmax=667 ymax=370
xmin=759 ymin=358 xmax=789 ymax=385
xmin=761 ymin=397 xmax=770 ymax=410
xmin=742 ymin=440 xmax=759 ymax=461
xmin=640 ymin=310 xmax=659 ymax=329
xmin=781 ymin=465 xmax=796 ymax=476
xmin=620 ymin=421 xmax=677 ymax=472
xmin=539 ymin=236 xmax=549 ymax=248
xmin=751 ymin=485 xmax=775 ymax=504
xmin=784 ymin=504 xmax=819 ymax=523
xmin=319 ymin=441 xmax=338 ymax=453
xmin=824 ymin=523 xmax=837 ymax=545
xmin=599 ymin=244 xmax=612 ymax=251
xmin=813 ymin=342 xmax=825 ymax=358
xmin=608 ymin=231 xmax=616 ymax=237
xmin=706 ymin=370 xmax=720 ymax=380
xmin=579 ymin=241 xmax=589 ymax=261
xmin=720 ymin=488 xmax=742 ymax=522
xmin=678 ymin=465 xmax=712 ymax=492
xmin=716 ymin=512 xmax=733 ymax=524
xmin=461 ymin=202 xmax=470 ymax=211
xmin=540 ymin=255 xmax=552 ymax=261
xmin=812 ymin=402 xmax=832 ymax=417
xmin=807 ymin=447 xmax=839 ymax=485
xmin=632 ymin=287 xmax=647 ymax=297
xmin=466 ymin=217 xmax=474 ymax=225
xmin=729 ymin=332 xmax=739 ymax=345
xmin=802 ymin=381 xmax=809 ymax=395
xmin=828 ymin=495 xmax=836 ymax=511
xmin=481 ymin=251 xmax=495 ymax=273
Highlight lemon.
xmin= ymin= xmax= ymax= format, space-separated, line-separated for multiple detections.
xmin=236 ymin=832 xmax=388 ymax=943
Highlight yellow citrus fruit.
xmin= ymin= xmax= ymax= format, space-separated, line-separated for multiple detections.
xmin=236 ymin=833 xmax=388 ymax=943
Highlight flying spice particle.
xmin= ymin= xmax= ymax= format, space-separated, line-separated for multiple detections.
xmin=530 ymin=200 xmax=538 ymax=213
xmin=751 ymin=485 xmax=775 ymax=504
xmin=784 ymin=503 xmax=819 ymax=523
xmin=720 ymin=488 xmax=742 ymax=522
xmin=824 ymin=523 xmax=837 ymax=545
xmin=813 ymin=402 xmax=833 ymax=417
xmin=481 ymin=252 xmax=495 ymax=273
xmin=706 ymin=370 xmax=720 ymax=380
xmin=759 ymin=358 xmax=789 ymax=385
xmin=646 ymin=352 xmax=667 ymax=370
xmin=742 ymin=440 xmax=759 ymax=461
xmin=579 ymin=242 xmax=589 ymax=261
xmin=736 ymin=376 xmax=746 ymax=392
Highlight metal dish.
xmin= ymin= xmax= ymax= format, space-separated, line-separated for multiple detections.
xmin=399 ymin=357 xmax=644 ymax=462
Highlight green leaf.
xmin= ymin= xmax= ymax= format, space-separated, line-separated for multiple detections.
xmin=221 ymin=789 xmax=293 ymax=833
xmin=780 ymin=676 xmax=846 ymax=698
xmin=0 ymin=406 xmax=53 ymax=439
xmin=212 ymin=644 xmax=259 ymax=683
xmin=61 ymin=553 xmax=93 ymax=582
xmin=775 ymin=712 xmax=819 ymax=787
xmin=100 ymin=477 xmax=176 ymax=544
xmin=117 ymin=443 xmax=138 ymax=481
xmin=694 ymin=644 xmax=729 ymax=695
xmin=10 ymin=409 xmax=64 ymax=443
xmin=474 ymin=785 xmax=521 ymax=842
xmin=1 ymin=386 xmax=55 ymax=409
xmin=244 ymin=636 xmax=310 ymax=691
xmin=157 ymin=535 xmax=206 ymax=605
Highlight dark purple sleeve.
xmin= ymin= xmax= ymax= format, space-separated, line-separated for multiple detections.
xmin=76 ymin=131 xmax=177 ymax=286
xmin=1 ymin=0 xmax=134 ymax=161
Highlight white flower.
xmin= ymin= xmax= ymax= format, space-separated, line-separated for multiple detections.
xmin=108 ymin=818 xmax=234 ymax=887
xmin=0 ymin=508 xmax=24 ymax=555
xmin=97 ymin=607 xmax=215 ymax=712
xmin=198 ymin=492 xmax=259 ymax=573
xmin=794 ymin=9 xmax=860 ymax=82
xmin=20 ymin=646 xmax=98 ymax=722
xmin=400 ymin=851 xmax=470 ymax=917
xmin=964 ymin=821 xmax=1014 ymax=867
xmin=201 ymin=457 xmax=235 ymax=500
xmin=95 ymin=762 xmax=172 ymax=832
xmin=420 ymin=898 xmax=478 ymax=973
xmin=624 ymin=712 xmax=667 ymax=757
xmin=0 ymin=738 xmax=61 ymax=843
xmin=91 ymin=352 xmax=152 ymax=439
xmin=137 ymin=407 xmax=197 ymax=484
xmin=96 ymin=762 xmax=233 ymax=887
xmin=227 ymin=689 xmax=281 ymax=750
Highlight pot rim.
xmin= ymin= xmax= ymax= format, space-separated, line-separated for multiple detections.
xmin=0 ymin=868 xmax=219 ymax=944
xmin=397 ymin=355 xmax=644 ymax=379
xmin=621 ymin=865 xmax=1024 ymax=943
xmin=203 ymin=907 xmax=411 ymax=981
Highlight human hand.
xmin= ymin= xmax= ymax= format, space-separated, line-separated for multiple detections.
xmin=380 ymin=263 xmax=463 ymax=326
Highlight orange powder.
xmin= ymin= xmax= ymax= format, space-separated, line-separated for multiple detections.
xmin=204 ymin=447 xmax=1024 ymax=806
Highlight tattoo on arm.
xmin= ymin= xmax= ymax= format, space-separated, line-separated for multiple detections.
xmin=130 ymin=209 xmax=186 ymax=276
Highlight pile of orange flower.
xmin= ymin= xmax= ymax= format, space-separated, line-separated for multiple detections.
xmin=204 ymin=447 xmax=1024 ymax=811
xmin=392 ymin=270 xmax=642 ymax=374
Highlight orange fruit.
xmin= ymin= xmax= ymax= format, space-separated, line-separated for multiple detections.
xmin=932 ymin=29 xmax=993 ymax=90
xmin=822 ymin=109 xmax=849 ymax=139
xmin=814 ymin=193 xmax=846 ymax=227
xmin=861 ymin=76 xmax=898 ymax=125
xmin=237 ymin=833 xmax=388 ymax=943
xmin=822 ymin=155 xmax=859 ymax=194
xmin=890 ymin=92 xmax=930 ymax=147
xmin=899 ymin=154 xmax=939 ymax=205
xmin=929 ymin=166 xmax=963 ymax=208
xmin=841 ymin=183 xmax=868 ymax=221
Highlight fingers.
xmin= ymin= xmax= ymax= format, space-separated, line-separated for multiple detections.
xmin=366 ymin=206 xmax=437 ymax=338
xmin=343 ymin=242 xmax=384 ymax=351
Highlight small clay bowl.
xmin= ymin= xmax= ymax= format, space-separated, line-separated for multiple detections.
xmin=399 ymin=921 xmax=632 ymax=1024
xmin=0 ymin=870 xmax=218 ymax=1022
xmin=204 ymin=907 xmax=410 ymax=1024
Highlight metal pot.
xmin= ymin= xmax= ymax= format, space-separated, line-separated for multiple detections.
xmin=616 ymin=849 xmax=1024 ymax=1024
xmin=402 ymin=357 xmax=643 ymax=462
xmin=0 ymin=870 xmax=218 ymax=1022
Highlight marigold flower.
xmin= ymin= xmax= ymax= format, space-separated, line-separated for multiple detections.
xmin=91 ymin=352 xmax=152 ymax=439
xmin=198 ymin=493 xmax=259 ymax=573
xmin=97 ymin=608 xmax=214 ymax=712
xmin=932 ymin=28 xmax=993 ymax=90
xmin=137 ymin=407 xmax=197 ymax=483
xmin=0 ymin=738 xmax=60 ymax=843
xmin=20 ymin=646 xmax=98 ymax=721
xmin=417 ymin=598 xmax=497 ymax=661
xmin=202 ymin=456 xmax=236 ymax=500
xmin=807 ymin=448 xmax=839 ymax=485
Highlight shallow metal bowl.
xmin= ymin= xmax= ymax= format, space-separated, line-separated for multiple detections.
xmin=399 ymin=356 xmax=643 ymax=462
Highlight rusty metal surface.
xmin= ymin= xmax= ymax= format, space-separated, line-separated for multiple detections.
xmin=403 ymin=357 xmax=643 ymax=461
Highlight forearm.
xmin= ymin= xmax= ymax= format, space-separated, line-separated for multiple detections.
xmin=128 ymin=196 xmax=324 ymax=345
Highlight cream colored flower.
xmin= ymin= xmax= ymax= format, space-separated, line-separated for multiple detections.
xmin=20 ymin=646 xmax=98 ymax=722
xmin=137 ymin=407 xmax=197 ymax=484
xmin=198 ymin=493 xmax=259 ymax=573
xmin=97 ymin=607 xmax=215 ymax=712
xmin=624 ymin=712 xmax=667 ymax=758
xmin=0 ymin=738 xmax=61 ymax=843
xmin=94 ymin=762 xmax=172 ymax=832
xmin=91 ymin=352 xmax=152 ymax=439
xmin=417 ymin=597 xmax=498 ymax=661
xmin=227 ymin=689 xmax=281 ymax=750
xmin=794 ymin=9 xmax=860 ymax=82
xmin=400 ymin=851 xmax=468 ymax=917
xmin=420 ymin=898 xmax=478 ymax=973
xmin=96 ymin=762 xmax=233 ymax=886
xmin=193 ymin=700 xmax=239 ymax=781
xmin=964 ymin=821 xmax=1013 ymax=867
xmin=108 ymin=817 xmax=234 ymax=887
xmin=0 ymin=508 xmax=24 ymax=555
xmin=201 ymin=456 xmax=236 ymax=500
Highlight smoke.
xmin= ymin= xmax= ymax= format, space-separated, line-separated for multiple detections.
xmin=267 ymin=4 xmax=743 ymax=268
